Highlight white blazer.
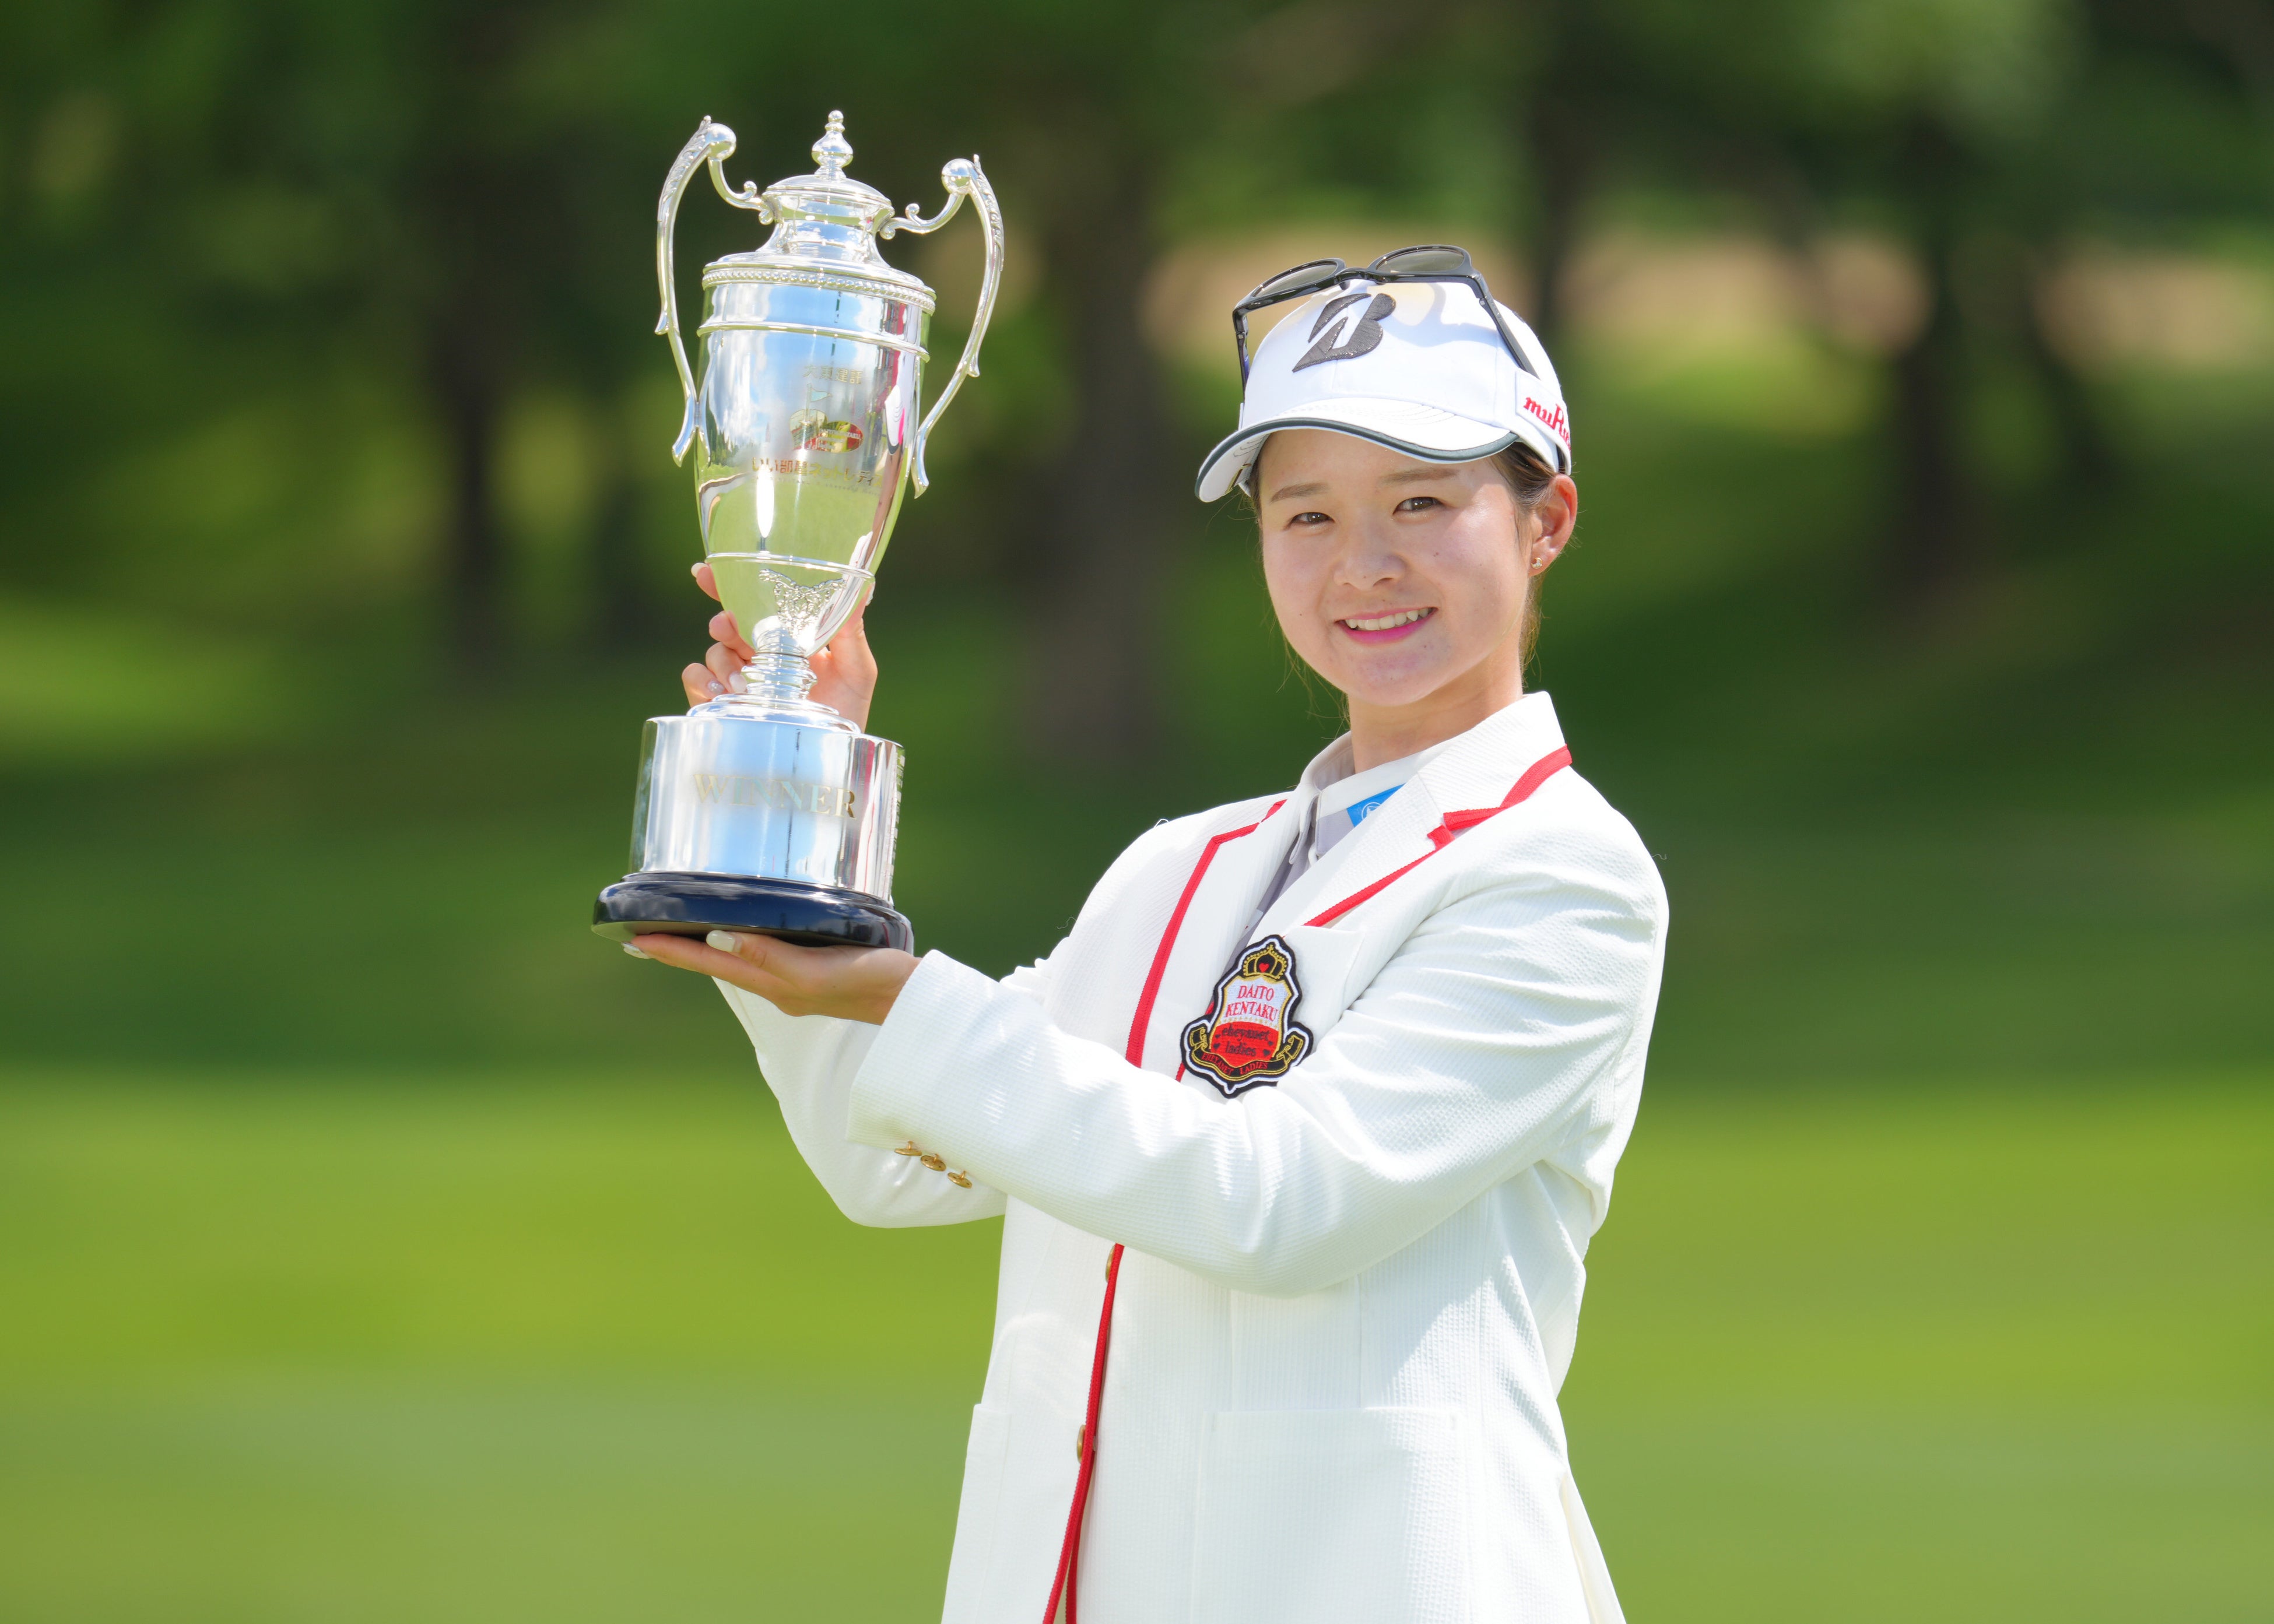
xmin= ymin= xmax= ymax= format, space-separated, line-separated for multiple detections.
xmin=721 ymin=693 xmax=1667 ymax=1624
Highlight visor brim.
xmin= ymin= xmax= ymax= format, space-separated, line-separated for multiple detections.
xmin=1194 ymin=397 xmax=1561 ymax=502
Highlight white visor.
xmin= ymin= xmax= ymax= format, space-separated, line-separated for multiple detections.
xmin=1195 ymin=277 xmax=1571 ymax=502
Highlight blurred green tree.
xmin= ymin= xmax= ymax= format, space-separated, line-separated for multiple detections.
xmin=840 ymin=0 xmax=1290 ymax=764
xmin=1492 ymin=0 xmax=2266 ymax=601
xmin=1 ymin=0 xmax=672 ymax=671
xmin=2 ymin=0 xmax=2265 ymax=694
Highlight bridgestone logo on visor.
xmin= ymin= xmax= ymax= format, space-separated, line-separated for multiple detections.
xmin=1292 ymin=291 xmax=1395 ymax=372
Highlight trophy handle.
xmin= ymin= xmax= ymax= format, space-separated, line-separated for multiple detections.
xmin=657 ymin=117 xmax=767 ymax=465
xmin=882 ymin=157 xmax=1004 ymax=495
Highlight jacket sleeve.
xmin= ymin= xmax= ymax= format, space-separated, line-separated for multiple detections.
xmin=716 ymin=950 xmax=1052 ymax=1228
xmin=842 ymin=859 xmax=1665 ymax=1294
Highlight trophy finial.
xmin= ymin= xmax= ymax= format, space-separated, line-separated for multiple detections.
xmin=813 ymin=111 xmax=852 ymax=177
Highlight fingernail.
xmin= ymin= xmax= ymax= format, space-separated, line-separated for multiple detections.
xmin=622 ymin=944 xmax=651 ymax=960
xmin=705 ymin=930 xmax=741 ymax=952
xmin=689 ymin=562 xmax=704 ymax=577
xmin=707 ymin=680 xmax=724 ymax=695
xmin=727 ymin=673 xmax=747 ymax=694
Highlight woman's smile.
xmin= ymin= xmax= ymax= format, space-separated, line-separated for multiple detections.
xmin=1338 ymin=606 xmax=1436 ymax=643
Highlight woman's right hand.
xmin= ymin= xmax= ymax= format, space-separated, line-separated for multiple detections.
xmin=679 ymin=562 xmax=879 ymax=732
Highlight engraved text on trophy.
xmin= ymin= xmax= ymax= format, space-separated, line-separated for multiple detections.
xmin=689 ymin=774 xmax=859 ymax=819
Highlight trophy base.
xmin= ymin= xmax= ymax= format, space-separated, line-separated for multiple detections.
xmin=592 ymin=872 xmax=913 ymax=952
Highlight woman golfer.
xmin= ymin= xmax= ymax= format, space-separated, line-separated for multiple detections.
xmin=634 ymin=248 xmax=1666 ymax=1624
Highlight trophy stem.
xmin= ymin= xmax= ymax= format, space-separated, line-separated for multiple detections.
xmin=743 ymin=641 xmax=820 ymax=705
xmin=710 ymin=636 xmax=853 ymax=728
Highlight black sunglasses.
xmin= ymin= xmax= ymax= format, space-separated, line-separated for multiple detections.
xmin=1230 ymin=244 xmax=1538 ymax=386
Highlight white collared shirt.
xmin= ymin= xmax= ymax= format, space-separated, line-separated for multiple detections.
xmin=1248 ymin=735 xmax=1453 ymax=932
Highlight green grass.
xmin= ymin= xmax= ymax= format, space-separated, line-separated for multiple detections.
xmin=0 ymin=1072 xmax=998 ymax=1624
xmin=2 ymin=1070 xmax=2267 ymax=1622
xmin=1565 ymin=1081 xmax=2274 ymax=1621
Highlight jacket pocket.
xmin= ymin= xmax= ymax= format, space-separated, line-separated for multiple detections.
xmin=1190 ymin=1408 xmax=1472 ymax=1624
xmin=939 ymin=1404 xmax=1010 ymax=1624
xmin=946 ymin=1404 xmax=1080 ymax=1624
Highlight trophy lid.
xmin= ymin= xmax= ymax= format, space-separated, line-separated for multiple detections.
xmin=704 ymin=112 xmax=934 ymax=309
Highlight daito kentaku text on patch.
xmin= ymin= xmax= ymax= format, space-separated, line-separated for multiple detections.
xmin=1182 ymin=935 xmax=1314 ymax=1096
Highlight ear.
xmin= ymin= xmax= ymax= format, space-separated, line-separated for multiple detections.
xmin=1529 ymin=474 xmax=1578 ymax=572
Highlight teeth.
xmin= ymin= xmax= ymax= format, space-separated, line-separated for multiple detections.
xmin=1344 ymin=609 xmax=1429 ymax=631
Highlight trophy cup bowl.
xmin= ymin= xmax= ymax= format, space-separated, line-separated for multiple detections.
xmin=592 ymin=111 xmax=1002 ymax=950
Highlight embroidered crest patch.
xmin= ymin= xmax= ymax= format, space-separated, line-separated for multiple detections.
xmin=1181 ymin=934 xmax=1313 ymax=1098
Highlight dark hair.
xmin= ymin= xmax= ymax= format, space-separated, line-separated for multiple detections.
xmin=1492 ymin=442 xmax=1557 ymax=667
xmin=1492 ymin=441 xmax=1557 ymax=507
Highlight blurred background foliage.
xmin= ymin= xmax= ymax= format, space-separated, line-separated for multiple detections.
xmin=1 ymin=1 xmax=2269 ymax=1620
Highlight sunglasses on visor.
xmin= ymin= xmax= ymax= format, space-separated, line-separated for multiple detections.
xmin=1230 ymin=244 xmax=1539 ymax=386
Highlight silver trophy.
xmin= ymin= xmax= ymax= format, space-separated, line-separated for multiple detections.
xmin=593 ymin=111 xmax=1002 ymax=950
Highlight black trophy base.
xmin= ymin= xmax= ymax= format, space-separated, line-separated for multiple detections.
xmin=593 ymin=872 xmax=913 ymax=952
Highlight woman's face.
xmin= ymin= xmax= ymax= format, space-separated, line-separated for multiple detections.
xmin=1255 ymin=429 xmax=1568 ymax=728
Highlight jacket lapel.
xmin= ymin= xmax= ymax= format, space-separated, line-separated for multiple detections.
xmin=1127 ymin=795 xmax=1307 ymax=1074
xmin=1255 ymin=693 xmax=1570 ymax=938
xmin=1135 ymin=694 xmax=1571 ymax=1072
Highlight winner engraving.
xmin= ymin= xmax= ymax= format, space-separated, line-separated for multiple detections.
xmin=691 ymin=774 xmax=858 ymax=818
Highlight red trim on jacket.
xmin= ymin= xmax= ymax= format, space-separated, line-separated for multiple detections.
xmin=1121 ymin=802 xmax=1286 ymax=1071
xmin=1304 ymin=748 xmax=1570 ymax=927
xmin=1046 ymin=800 xmax=1283 ymax=1623
xmin=1044 ymin=1242 xmax=1122 ymax=1624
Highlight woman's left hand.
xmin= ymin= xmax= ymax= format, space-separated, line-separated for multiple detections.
xmin=630 ymin=929 xmax=918 ymax=1025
